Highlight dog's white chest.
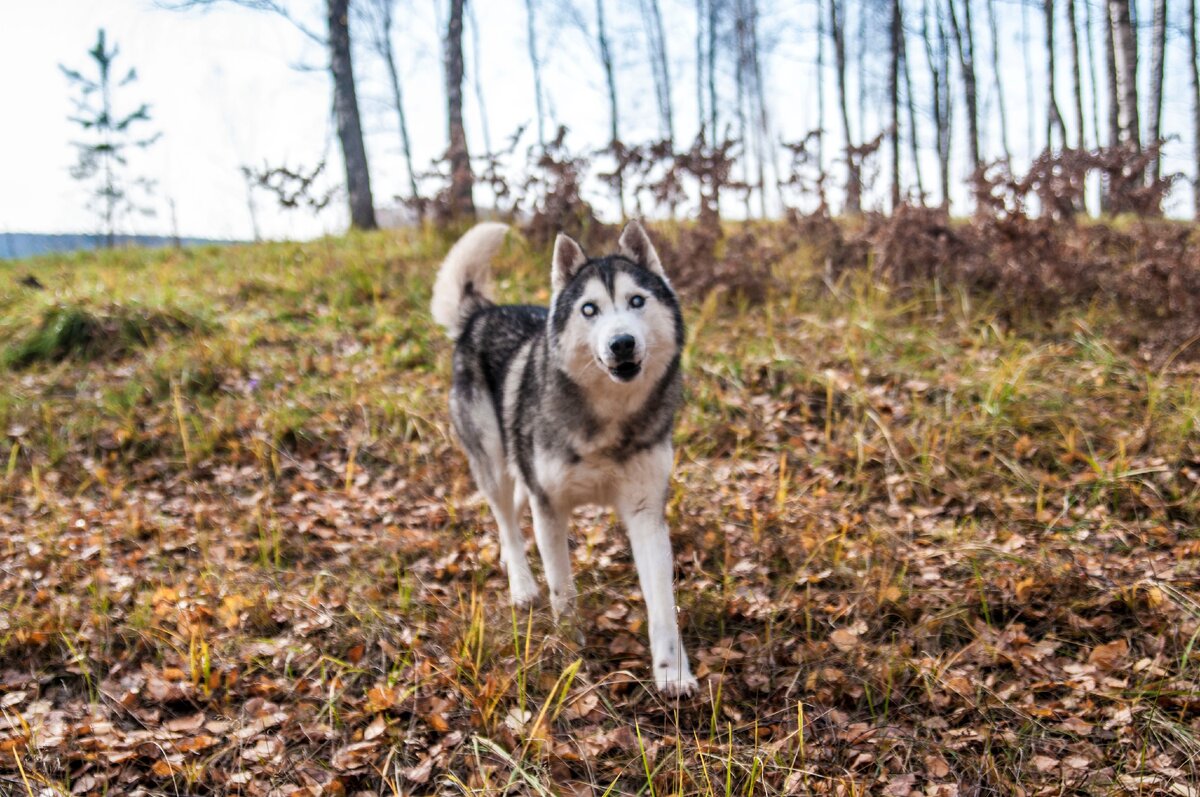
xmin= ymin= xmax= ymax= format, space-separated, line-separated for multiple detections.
xmin=534 ymin=452 xmax=620 ymax=509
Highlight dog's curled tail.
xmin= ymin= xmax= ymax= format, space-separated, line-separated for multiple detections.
xmin=430 ymin=222 xmax=509 ymax=341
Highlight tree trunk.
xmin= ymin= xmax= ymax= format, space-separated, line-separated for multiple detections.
xmin=696 ymin=0 xmax=706 ymax=141
xmin=1083 ymin=0 xmax=1102 ymax=148
xmin=830 ymin=0 xmax=861 ymax=214
xmin=1022 ymin=0 xmax=1035 ymax=155
xmin=1066 ymin=0 xmax=1086 ymax=148
xmin=375 ymin=4 xmax=419 ymax=207
xmin=890 ymin=0 xmax=902 ymax=209
xmin=642 ymin=0 xmax=674 ymax=145
xmin=1191 ymin=0 xmax=1200 ymax=218
xmin=327 ymin=0 xmax=376 ymax=230
xmin=985 ymin=0 xmax=1012 ymax=161
xmin=444 ymin=0 xmax=475 ymax=220
xmin=734 ymin=0 xmax=752 ymax=216
xmin=856 ymin=0 xmax=867 ymax=144
xmin=1103 ymin=0 xmax=1120 ymax=148
xmin=708 ymin=0 xmax=718 ymax=137
xmin=746 ymin=0 xmax=776 ymax=216
xmin=467 ymin=4 xmax=491 ymax=155
xmin=923 ymin=0 xmax=952 ymax=207
xmin=1109 ymin=0 xmax=1140 ymax=150
xmin=817 ymin=0 xmax=826 ymax=182
xmin=1147 ymin=0 xmax=1167 ymax=180
xmin=948 ymin=0 xmax=980 ymax=173
xmin=525 ymin=0 xmax=547 ymax=149
xmin=1100 ymin=0 xmax=1120 ymax=212
xmin=901 ymin=11 xmax=925 ymax=202
xmin=596 ymin=0 xmax=624 ymax=218
xmin=1045 ymin=0 xmax=1066 ymax=149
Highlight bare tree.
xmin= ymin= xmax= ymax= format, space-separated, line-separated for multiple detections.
xmin=525 ymin=0 xmax=548 ymax=149
xmin=948 ymin=0 xmax=981 ymax=174
xmin=1066 ymin=0 xmax=1086 ymax=148
xmin=985 ymin=0 xmax=1012 ymax=161
xmin=901 ymin=11 xmax=926 ymax=201
xmin=734 ymin=0 xmax=775 ymax=217
xmin=1147 ymin=0 xmax=1167 ymax=180
xmin=708 ymin=0 xmax=720 ymax=137
xmin=1191 ymin=0 xmax=1200 ymax=218
xmin=1103 ymin=0 xmax=1120 ymax=149
xmin=445 ymin=0 xmax=475 ymax=219
xmin=830 ymin=0 xmax=862 ymax=213
xmin=1022 ymin=0 xmax=1035 ymax=155
xmin=170 ymin=0 xmax=376 ymax=229
xmin=816 ymin=0 xmax=826 ymax=178
xmin=733 ymin=0 xmax=753 ymax=215
xmin=327 ymin=0 xmax=375 ymax=229
xmin=356 ymin=0 xmax=418 ymax=207
xmin=1099 ymin=0 xmax=1120 ymax=212
xmin=596 ymin=0 xmax=625 ymax=218
xmin=923 ymin=0 xmax=953 ymax=207
xmin=467 ymin=2 xmax=492 ymax=156
xmin=696 ymin=0 xmax=707 ymax=140
xmin=1083 ymin=0 xmax=1103 ymax=148
xmin=1108 ymin=0 xmax=1140 ymax=150
xmin=890 ymin=0 xmax=902 ymax=208
xmin=641 ymin=0 xmax=675 ymax=145
xmin=1044 ymin=0 xmax=1067 ymax=149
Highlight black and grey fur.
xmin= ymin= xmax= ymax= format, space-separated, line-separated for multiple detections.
xmin=431 ymin=221 xmax=697 ymax=696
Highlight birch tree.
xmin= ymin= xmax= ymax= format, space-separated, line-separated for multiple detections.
xmin=1147 ymin=0 xmax=1167 ymax=180
xmin=1066 ymin=0 xmax=1086 ymax=148
xmin=1108 ymin=0 xmax=1139 ymax=150
xmin=1044 ymin=0 xmax=1067 ymax=149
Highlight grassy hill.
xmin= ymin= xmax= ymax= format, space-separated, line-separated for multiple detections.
xmin=1 ymin=227 xmax=1198 ymax=795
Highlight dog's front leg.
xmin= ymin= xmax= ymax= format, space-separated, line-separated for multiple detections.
xmin=531 ymin=501 xmax=577 ymax=618
xmin=620 ymin=503 xmax=697 ymax=697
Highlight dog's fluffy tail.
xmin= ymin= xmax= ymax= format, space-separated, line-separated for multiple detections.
xmin=430 ymin=222 xmax=509 ymax=341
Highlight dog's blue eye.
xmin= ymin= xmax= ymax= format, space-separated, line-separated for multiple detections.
xmin=629 ymin=295 xmax=645 ymax=309
xmin=581 ymin=302 xmax=598 ymax=317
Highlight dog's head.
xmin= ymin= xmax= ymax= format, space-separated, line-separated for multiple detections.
xmin=548 ymin=221 xmax=683 ymax=388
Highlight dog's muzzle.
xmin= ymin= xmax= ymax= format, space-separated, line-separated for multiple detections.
xmin=607 ymin=334 xmax=642 ymax=381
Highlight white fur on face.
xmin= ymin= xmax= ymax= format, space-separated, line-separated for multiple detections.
xmin=558 ymin=271 xmax=676 ymax=392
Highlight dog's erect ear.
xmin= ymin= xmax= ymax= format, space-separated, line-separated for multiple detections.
xmin=618 ymin=220 xmax=668 ymax=282
xmin=552 ymin=233 xmax=588 ymax=292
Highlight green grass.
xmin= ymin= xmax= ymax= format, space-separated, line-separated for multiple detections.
xmin=0 ymin=226 xmax=1197 ymax=795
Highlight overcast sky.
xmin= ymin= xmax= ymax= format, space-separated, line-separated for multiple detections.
xmin=1 ymin=0 xmax=1194 ymax=242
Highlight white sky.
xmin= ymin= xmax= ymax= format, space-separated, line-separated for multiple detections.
xmin=0 ymin=0 xmax=1194 ymax=241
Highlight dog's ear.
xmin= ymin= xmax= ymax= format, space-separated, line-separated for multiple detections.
xmin=618 ymin=220 xmax=668 ymax=283
xmin=552 ymin=233 xmax=588 ymax=292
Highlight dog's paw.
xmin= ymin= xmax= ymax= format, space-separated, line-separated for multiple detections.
xmin=656 ymin=668 xmax=699 ymax=698
xmin=508 ymin=573 xmax=540 ymax=609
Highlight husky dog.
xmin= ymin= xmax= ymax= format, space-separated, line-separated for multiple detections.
xmin=430 ymin=221 xmax=697 ymax=696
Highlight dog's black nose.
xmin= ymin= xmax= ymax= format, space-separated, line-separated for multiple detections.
xmin=609 ymin=334 xmax=637 ymax=361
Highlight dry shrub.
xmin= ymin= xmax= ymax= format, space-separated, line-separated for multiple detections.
xmin=517 ymin=127 xmax=599 ymax=248
xmin=832 ymin=146 xmax=1200 ymax=357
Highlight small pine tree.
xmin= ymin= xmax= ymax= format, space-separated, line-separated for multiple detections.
xmin=60 ymin=29 xmax=161 ymax=248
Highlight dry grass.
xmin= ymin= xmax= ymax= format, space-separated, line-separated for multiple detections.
xmin=0 ymin=225 xmax=1198 ymax=796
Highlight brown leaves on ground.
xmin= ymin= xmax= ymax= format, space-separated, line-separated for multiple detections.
xmin=1 ymin=229 xmax=1198 ymax=794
